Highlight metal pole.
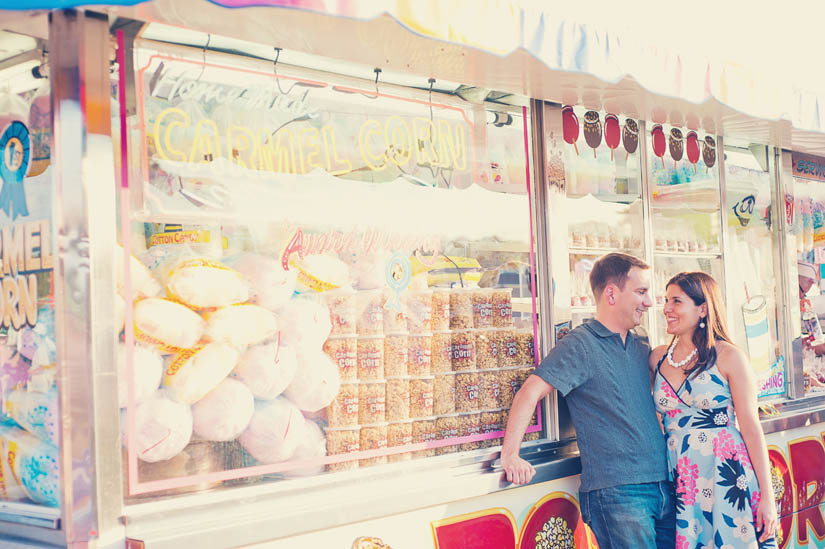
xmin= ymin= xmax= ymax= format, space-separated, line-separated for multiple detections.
xmin=50 ymin=9 xmax=123 ymax=547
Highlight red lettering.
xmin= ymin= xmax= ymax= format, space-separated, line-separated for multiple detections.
xmin=281 ymin=229 xmax=304 ymax=270
xmin=768 ymin=447 xmax=794 ymax=549
xmin=789 ymin=438 xmax=825 ymax=545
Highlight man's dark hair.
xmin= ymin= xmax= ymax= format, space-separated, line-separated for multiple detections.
xmin=589 ymin=253 xmax=649 ymax=299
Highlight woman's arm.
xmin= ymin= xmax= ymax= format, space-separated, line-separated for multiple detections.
xmin=717 ymin=342 xmax=778 ymax=541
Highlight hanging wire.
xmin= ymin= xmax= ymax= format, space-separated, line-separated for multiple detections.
xmin=194 ymin=34 xmax=211 ymax=82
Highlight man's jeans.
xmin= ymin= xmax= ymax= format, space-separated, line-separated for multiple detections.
xmin=579 ymin=481 xmax=676 ymax=549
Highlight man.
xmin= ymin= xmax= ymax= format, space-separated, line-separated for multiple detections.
xmin=501 ymin=253 xmax=674 ymax=549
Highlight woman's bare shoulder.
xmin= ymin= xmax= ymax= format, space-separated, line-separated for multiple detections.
xmin=714 ymin=341 xmax=750 ymax=376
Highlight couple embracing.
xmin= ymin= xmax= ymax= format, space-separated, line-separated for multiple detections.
xmin=501 ymin=253 xmax=777 ymax=549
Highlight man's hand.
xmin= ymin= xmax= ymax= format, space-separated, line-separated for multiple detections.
xmin=501 ymin=453 xmax=536 ymax=485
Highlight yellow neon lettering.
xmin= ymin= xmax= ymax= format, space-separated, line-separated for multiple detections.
xmin=413 ymin=117 xmax=437 ymax=165
xmin=359 ymin=120 xmax=385 ymax=171
xmin=322 ymin=125 xmax=353 ymax=176
xmin=228 ymin=125 xmax=256 ymax=170
xmin=300 ymin=127 xmax=324 ymax=172
xmin=274 ymin=129 xmax=298 ymax=174
xmin=188 ymin=119 xmax=222 ymax=164
xmin=153 ymin=108 xmax=189 ymax=162
xmin=385 ymin=115 xmax=412 ymax=167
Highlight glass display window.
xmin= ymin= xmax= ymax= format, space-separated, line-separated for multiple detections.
xmin=114 ymin=42 xmax=541 ymax=500
xmin=791 ymin=172 xmax=825 ymax=395
xmin=544 ymin=104 xmax=646 ymax=332
xmin=724 ymin=145 xmax=786 ymax=399
xmin=0 ymin=35 xmax=59 ymax=514
xmin=647 ymin=124 xmax=724 ymax=346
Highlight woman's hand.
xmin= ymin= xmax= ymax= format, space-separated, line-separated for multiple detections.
xmin=501 ymin=453 xmax=536 ymax=485
xmin=755 ymin=494 xmax=778 ymax=542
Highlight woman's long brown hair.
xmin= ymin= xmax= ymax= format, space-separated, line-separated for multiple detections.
xmin=666 ymin=272 xmax=732 ymax=378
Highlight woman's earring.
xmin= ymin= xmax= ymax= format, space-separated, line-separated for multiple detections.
xmin=699 ymin=319 xmax=706 ymax=329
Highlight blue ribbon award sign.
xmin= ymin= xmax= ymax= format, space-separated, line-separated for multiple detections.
xmin=0 ymin=121 xmax=31 ymax=221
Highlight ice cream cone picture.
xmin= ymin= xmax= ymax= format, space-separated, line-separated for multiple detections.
xmin=583 ymin=111 xmax=602 ymax=158
xmin=702 ymin=136 xmax=716 ymax=173
xmin=622 ymin=118 xmax=638 ymax=160
xmin=651 ymin=124 xmax=666 ymax=168
xmin=668 ymin=128 xmax=683 ymax=168
xmin=562 ymin=106 xmax=579 ymax=155
xmin=604 ymin=114 xmax=620 ymax=160
xmin=686 ymin=131 xmax=700 ymax=173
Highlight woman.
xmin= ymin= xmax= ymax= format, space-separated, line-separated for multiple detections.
xmin=649 ymin=272 xmax=778 ymax=548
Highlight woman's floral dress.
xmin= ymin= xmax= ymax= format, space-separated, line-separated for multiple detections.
xmin=653 ymin=358 xmax=776 ymax=549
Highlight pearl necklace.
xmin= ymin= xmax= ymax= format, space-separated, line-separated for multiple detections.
xmin=667 ymin=336 xmax=697 ymax=369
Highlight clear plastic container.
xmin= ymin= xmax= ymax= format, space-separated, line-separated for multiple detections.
xmin=409 ymin=375 xmax=435 ymax=418
xmin=455 ymin=372 xmax=480 ymax=412
xmin=326 ymin=426 xmax=360 ymax=472
xmin=324 ymin=289 xmax=356 ymax=336
xmin=387 ymin=420 xmax=413 ymax=463
xmin=433 ymin=372 xmax=457 ymax=415
xmin=496 ymin=329 xmax=518 ymax=368
xmin=450 ymin=329 xmax=477 ymax=372
xmin=359 ymin=423 xmax=388 ymax=467
xmin=449 ymin=288 xmax=473 ymax=329
xmin=382 ymin=289 xmax=408 ymax=333
xmin=435 ymin=413 xmax=460 ymax=456
xmin=323 ymin=335 xmax=357 ymax=381
xmin=475 ymin=329 xmax=498 ymax=370
xmin=327 ymin=382 xmax=359 ymax=427
xmin=471 ymin=288 xmax=494 ymax=329
xmin=492 ymin=288 xmax=513 ymax=328
xmin=384 ymin=333 xmax=409 ymax=377
xmin=431 ymin=330 xmax=452 ymax=373
xmin=385 ymin=376 xmax=410 ymax=421
xmin=357 ymin=335 xmax=385 ymax=381
xmin=408 ymin=333 xmax=432 ymax=376
xmin=478 ymin=369 xmax=502 ymax=409
xmin=431 ymin=289 xmax=451 ymax=331
xmin=411 ymin=417 xmax=437 ymax=459
xmin=358 ymin=381 xmax=386 ymax=424
xmin=479 ymin=410 xmax=505 ymax=449
xmin=458 ymin=412 xmax=482 ymax=451
xmin=356 ymin=290 xmax=384 ymax=336
xmin=405 ymin=290 xmax=433 ymax=332
xmin=514 ymin=328 xmax=535 ymax=365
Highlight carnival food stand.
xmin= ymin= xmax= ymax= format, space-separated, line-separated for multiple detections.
xmin=0 ymin=2 xmax=824 ymax=548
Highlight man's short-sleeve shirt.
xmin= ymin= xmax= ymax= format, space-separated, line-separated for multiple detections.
xmin=534 ymin=319 xmax=668 ymax=492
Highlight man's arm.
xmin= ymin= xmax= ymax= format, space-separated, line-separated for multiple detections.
xmin=500 ymin=374 xmax=554 ymax=485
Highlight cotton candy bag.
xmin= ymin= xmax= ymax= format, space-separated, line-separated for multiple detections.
xmin=134 ymin=298 xmax=206 ymax=352
xmin=204 ymin=304 xmax=278 ymax=348
xmin=191 ymin=378 xmax=254 ymax=441
xmin=117 ymin=343 xmax=164 ymax=408
xmin=279 ymin=297 xmax=331 ymax=351
xmin=233 ymin=342 xmax=297 ymax=400
xmin=166 ymin=258 xmax=249 ymax=309
xmin=291 ymin=254 xmax=350 ymax=293
xmin=1 ymin=425 xmax=59 ymax=507
xmin=284 ymin=350 xmax=340 ymax=412
xmin=115 ymin=244 xmax=162 ymax=299
xmin=131 ymin=392 xmax=193 ymax=463
xmin=283 ymin=419 xmax=326 ymax=477
xmin=4 ymin=387 xmax=59 ymax=446
xmin=230 ymin=253 xmax=297 ymax=311
xmin=163 ymin=343 xmax=239 ymax=404
xmin=0 ymin=437 xmax=29 ymax=501
xmin=238 ymin=397 xmax=306 ymax=464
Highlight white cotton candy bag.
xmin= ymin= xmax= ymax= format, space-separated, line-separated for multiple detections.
xmin=279 ymin=297 xmax=331 ymax=351
xmin=133 ymin=392 xmax=193 ymax=463
xmin=238 ymin=397 xmax=307 ymax=464
xmin=163 ymin=343 xmax=239 ymax=404
xmin=230 ymin=253 xmax=297 ymax=312
xmin=283 ymin=419 xmax=326 ymax=477
xmin=291 ymin=254 xmax=350 ymax=293
xmin=134 ymin=298 xmax=206 ymax=352
xmin=233 ymin=342 xmax=297 ymax=400
xmin=204 ymin=304 xmax=278 ymax=348
xmin=166 ymin=258 xmax=249 ymax=309
xmin=191 ymin=378 xmax=254 ymax=441
xmin=117 ymin=343 xmax=164 ymax=408
xmin=284 ymin=350 xmax=341 ymax=412
xmin=115 ymin=244 xmax=162 ymax=298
